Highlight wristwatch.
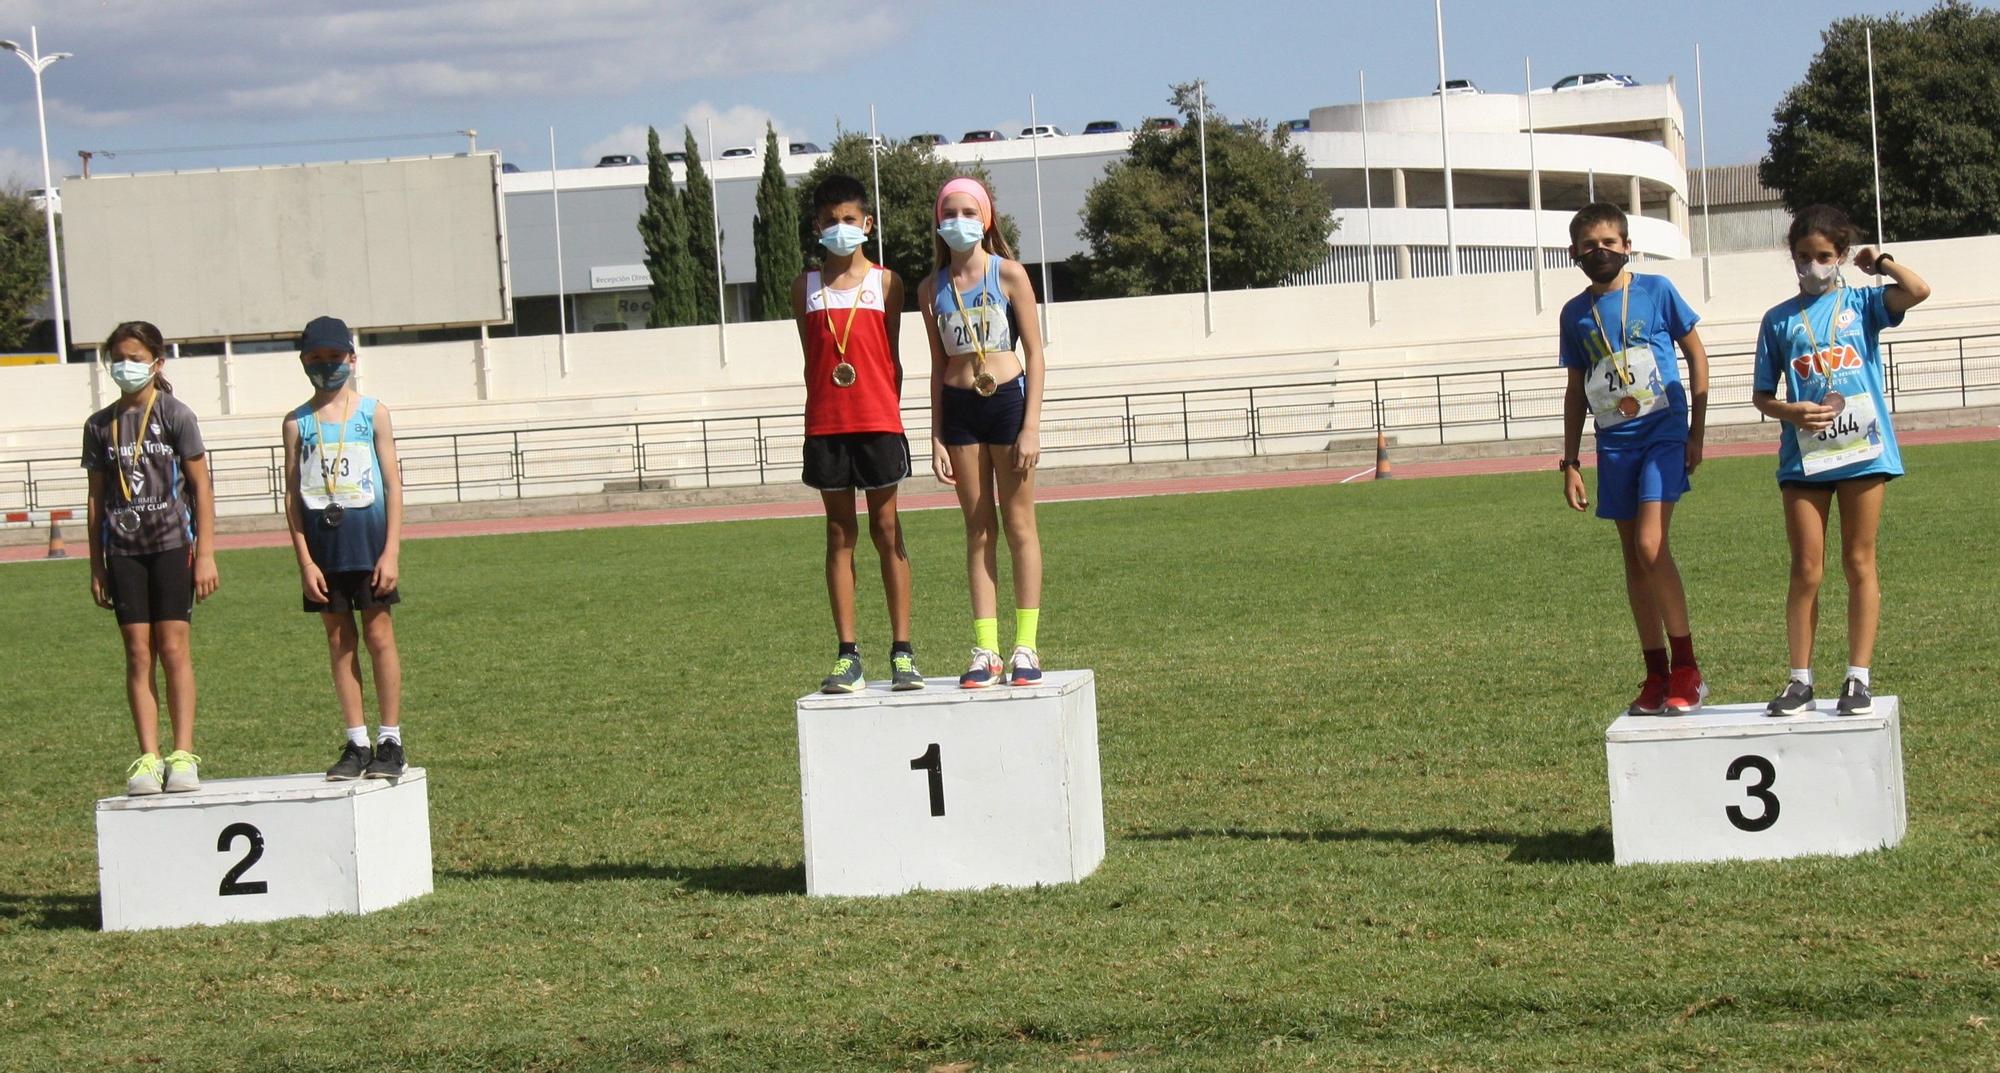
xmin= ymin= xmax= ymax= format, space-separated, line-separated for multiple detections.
xmin=1557 ymin=458 xmax=1581 ymax=472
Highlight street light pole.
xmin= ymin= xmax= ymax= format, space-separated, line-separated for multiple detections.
xmin=2 ymin=27 xmax=73 ymax=359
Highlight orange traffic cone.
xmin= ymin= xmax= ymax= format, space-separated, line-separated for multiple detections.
xmin=46 ymin=513 xmax=68 ymax=559
xmin=1374 ymin=431 xmax=1393 ymax=480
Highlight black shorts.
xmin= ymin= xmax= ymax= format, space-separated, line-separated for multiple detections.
xmin=803 ymin=432 xmax=911 ymax=491
xmin=305 ymin=570 xmax=402 ymax=614
xmin=938 ymin=375 xmax=1027 ymax=446
xmin=107 ymin=548 xmax=194 ymax=626
xmin=1780 ymin=473 xmax=1898 ymax=492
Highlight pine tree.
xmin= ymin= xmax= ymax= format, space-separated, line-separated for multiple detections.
xmin=751 ymin=122 xmax=803 ymax=321
xmin=637 ymin=126 xmax=695 ymax=327
xmin=681 ymin=127 xmax=723 ymax=325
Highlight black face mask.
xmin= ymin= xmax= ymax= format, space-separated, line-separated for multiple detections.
xmin=1575 ymin=247 xmax=1628 ymax=284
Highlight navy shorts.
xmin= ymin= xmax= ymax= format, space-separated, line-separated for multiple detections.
xmin=305 ymin=570 xmax=401 ymax=614
xmin=938 ymin=374 xmax=1027 ymax=446
xmin=1595 ymin=437 xmax=1689 ymax=520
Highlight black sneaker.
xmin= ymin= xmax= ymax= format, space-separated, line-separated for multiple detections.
xmin=1765 ymin=679 xmax=1815 ymax=717
xmin=1836 ymin=677 xmax=1874 ymax=717
xmin=365 ymin=738 xmax=407 ymax=779
xmin=326 ymin=741 xmax=372 ymax=781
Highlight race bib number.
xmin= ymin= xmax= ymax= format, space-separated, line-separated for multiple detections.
xmin=1797 ymin=391 xmax=1886 ymax=476
xmin=299 ymin=438 xmax=380 ymax=510
xmin=1584 ymin=346 xmax=1667 ymax=429
xmin=939 ymin=303 xmax=1011 ymax=358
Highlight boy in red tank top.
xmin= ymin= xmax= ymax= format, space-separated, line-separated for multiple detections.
xmin=791 ymin=175 xmax=924 ymax=693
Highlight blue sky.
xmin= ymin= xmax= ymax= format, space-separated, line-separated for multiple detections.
xmin=0 ymin=0 xmax=1929 ymax=184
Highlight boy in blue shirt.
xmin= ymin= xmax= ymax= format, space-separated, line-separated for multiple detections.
xmin=1557 ymin=204 xmax=1711 ymax=716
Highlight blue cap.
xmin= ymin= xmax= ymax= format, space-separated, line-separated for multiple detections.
xmin=298 ymin=315 xmax=354 ymax=353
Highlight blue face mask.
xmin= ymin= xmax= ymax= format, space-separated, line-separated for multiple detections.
xmin=109 ymin=360 xmax=156 ymax=394
xmin=937 ymin=217 xmax=986 ymax=252
xmin=819 ymin=222 xmax=867 ymax=255
xmin=305 ymin=361 xmax=353 ymax=391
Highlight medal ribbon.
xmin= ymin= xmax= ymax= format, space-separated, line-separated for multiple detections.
xmin=1794 ymin=292 xmax=1841 ymax=392
xmin=319 ymin=393 xmax=356 ymax=502
xmin=819 ymin=265 xmax=869 ymax=359
xmin=949 ymin=255 xmax=993 ymax=381
xmin=112 ymin=386 xmax=162 ymax=506
xmin=1587 ymin=277 xmax=1634 ymax=387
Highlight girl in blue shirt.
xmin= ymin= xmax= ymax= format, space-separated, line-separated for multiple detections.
xmin=1751 ymin=205 xmax=1930 ymax=719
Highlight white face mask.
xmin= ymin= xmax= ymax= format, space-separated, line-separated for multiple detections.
xmin=1796 ymin=258 xmax=1842 ymax=296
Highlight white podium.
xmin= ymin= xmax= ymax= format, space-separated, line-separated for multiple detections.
xmin=1606 ymin=699 xmax=1905 ymax=866
xmin=796 ymin=669 xmax=1105 ymax=897
xmin=95 ymin=769 xmax=434 ymax=931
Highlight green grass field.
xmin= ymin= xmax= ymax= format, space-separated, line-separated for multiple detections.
xmin=4 ymin=445 xmax=1997 ymax=1072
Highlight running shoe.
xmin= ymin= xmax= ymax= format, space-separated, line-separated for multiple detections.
xmin=1765 ymin=680 xmax=1814 ymax=717
xmin=1627 ymin=674 xmax=1669 ymax=716
xmin=1007 ymin=646 xmax=1043 ymax=686
xmin=1664 ymin=666 xmax=1708 ymax=716
xmin=821 ymin=653 xmax=865 ymax=694
xmin=162 ymin=750 xmax=202 ymax=793
xmin=125 ymin=753 xmax=164 ymax=797
xmin=1836 ymin=677 xmax=1874 ymax=717
xmin=365 ymin=738 xmax=407 ymax=779
xmin=959 ymin=647 xmax=1003 ymax=689
xmin=326 ymin=741 xmax=373 ymax=781
xmin=890 ymin=651 xmax=925 ymax=691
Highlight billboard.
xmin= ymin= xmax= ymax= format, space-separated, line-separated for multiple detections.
xmin=63 ymin=153 xmax=511 ymax=345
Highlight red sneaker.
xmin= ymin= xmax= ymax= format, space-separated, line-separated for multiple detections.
xmin=1665 ymin=666 xmax=1708 ymax=715
xmin=1628 ymin=674 xmax=1669 ymax=716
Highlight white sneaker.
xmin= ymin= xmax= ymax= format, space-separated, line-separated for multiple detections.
xmin=125 ymin=754 xmax=164 ymax=796
xmin=1006 ymin=645 xmax=1043 ymax=685
xmin=163 ymin=750 xmax=202 ymax=793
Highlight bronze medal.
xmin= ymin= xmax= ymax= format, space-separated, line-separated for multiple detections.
xmin=322 ymin=503 xmax=346 ymax=529
xmin=1822 ymin=390 xmax=1846 ymax=415
xmin=832 ymin=362 xmax=857 ymax=387
xmin=1616 ymin=396 xmax=1640 ymax=418
xmin=974 ymin=371 xmax=998 ymax=396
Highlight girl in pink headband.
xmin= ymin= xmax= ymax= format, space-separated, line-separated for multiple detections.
xmin=921 ymin=176 xmax=1050 ymax=688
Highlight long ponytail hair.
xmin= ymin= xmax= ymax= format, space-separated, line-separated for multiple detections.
xmin=103 ymin=321 xmax=172 ymax=394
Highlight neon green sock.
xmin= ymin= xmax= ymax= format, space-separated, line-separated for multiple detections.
xmin=974 ymin=618 xmax=999 ymax=653
xmin=1014 ymin=607 xmax=1040 ymax=651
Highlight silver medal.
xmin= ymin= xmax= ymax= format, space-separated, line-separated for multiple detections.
xmin=112 ymin=508 xmax=142 ymax=536
xmin=321 ymin=503 xmax=346 ymax=529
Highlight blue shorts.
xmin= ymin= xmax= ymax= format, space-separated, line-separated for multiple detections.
xmin=1595 ymin=437 xmax=1689 ymax=520
xmin=938 ymin=374 xmax=1026 ymax=446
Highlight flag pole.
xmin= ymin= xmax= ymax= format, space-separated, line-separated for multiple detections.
xmin=1865 ymin=26 xmax=1886 ymax=264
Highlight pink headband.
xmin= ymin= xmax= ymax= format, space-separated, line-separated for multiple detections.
xmin=935 ymin=178 xmax=993 ymax=227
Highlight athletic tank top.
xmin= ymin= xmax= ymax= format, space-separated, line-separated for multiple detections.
xmin=293 ymin=395 xmax=390 ymax=574
xmin=932 ymin=255 xmax=1018 ymax=357
xmin=804 ymin=266 xmax=904 ymax=436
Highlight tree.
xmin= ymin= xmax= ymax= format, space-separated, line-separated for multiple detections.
xmin=681 ymin=127 xmax=723 ymax=325
xmin=638 ymin=126 xmax=696 ymax=328
xmin=1761 ymin=1 xmax=2000 ymax=242
xmin=1070 ymin=83 xmax=1332 ymax=298
xmin=0 ymin=188 xmax=48 ymax=351
xmin=751 ymin=122 xmax=803 ymax=321
xmin=792 ymin=134 xmax=1019 ymax=297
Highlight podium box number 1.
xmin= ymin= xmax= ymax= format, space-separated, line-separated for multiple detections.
xmin=796 ymin=669 xmax=1105 ymax=897
xmin=95 ymin=770 xmax=434 ymax=931
xmin=1605 ymin=699 xmax=1906 ymax=866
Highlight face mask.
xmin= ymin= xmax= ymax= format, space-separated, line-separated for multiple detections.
xmin=109 ymin=360 xmax=155 ymax=394
xmin=305 ymin=361 xmax=353 ymax=391
xmin=819 ymin=223 xmax=867 ymax=255
xmin=937 ymin=217 xmax=986 ymax=252
xmin=1796 ymin=258 xmax=1842 ymax=296
xmin=1575 ymin=248 xmax=1628 ymax=285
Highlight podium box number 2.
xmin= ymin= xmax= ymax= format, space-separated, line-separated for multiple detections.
xmin=1606 ymin=699 xmax=1906 ymax=866
xmin=796 ymin=669 xmax=1105 ymax=897
xmin=95 ymin=770 xmax=434 ymax=931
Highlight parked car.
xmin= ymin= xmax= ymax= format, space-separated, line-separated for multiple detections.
xmin=788 ymin=141 xmax=824 ymax=155
xmin=1018 ymin=124 xmax=1066 ymax=139
xmin=1279 ymin=118 xmax=1309 ymax=132
xmin=1140 ymin=116 xmax=1181 ymax=132
xmin=499 ymin=161 xmax=521 ymax=174
xmin=859 ymin=135 xmax=889 ymax=150
xmin=595 ymin=153 xmax=641 ymax=167
xmin=1433 ymin=79 xmax=1481 ymax=95
xmin=960 ymin=129 xmax=1005 ymax=143
xmin=907 ymin=133 xmax=949 ymax=146
xmin=1552 ymin=72 xmax=1639 ymax=92
xmin=720 ymin=146 xmax=754 ymax=159
xmin=666 ymin=151 xmax=686 ymax=163
xmin=1081 ymin=120 xmax=1125 ymax=135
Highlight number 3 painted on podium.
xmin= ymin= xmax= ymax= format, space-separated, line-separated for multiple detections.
xmin=217 ymin=822 xmax=270 ymax=896
xmin=910 ymin=743 xmax=945 ymax=817
xmin=1725 ymin=755 xmax=1780 ymax=833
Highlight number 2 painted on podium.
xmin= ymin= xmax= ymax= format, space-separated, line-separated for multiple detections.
xmin=217 ymin=822 xmax=270 ymax=896
xmin=910 ymin=743 xmax=945 ymax=817
xmin=1725 ymin=755 xmax=1780 ymax=833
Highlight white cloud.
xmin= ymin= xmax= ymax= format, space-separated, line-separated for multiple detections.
xmin=578 ymin=103 xmax=800 ymax=166
xmin=0 ymin=146 xmax=42 ymax=189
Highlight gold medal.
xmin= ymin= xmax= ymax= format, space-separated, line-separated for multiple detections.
xmin=832 ymin=362 xmax=857 ymax=387
xmin=819 ymin=268 xmax=868 ymax=390
xmin=974 ymin=371 xmax=998 ymax=396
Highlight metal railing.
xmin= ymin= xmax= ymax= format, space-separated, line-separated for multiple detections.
xmin=6 ymin=330 xmax=1997 ymax=520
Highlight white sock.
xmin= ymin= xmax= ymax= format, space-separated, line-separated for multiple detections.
xmin=1790 ymin=668 xmax=1813 ymax=687
xmin=1847 ymin=666 xmax=1871 ymax=687
xmin=377 ymin=724 xmax=402 ymax=745
xmin=344 ymin=725 xmax=368 ymax=747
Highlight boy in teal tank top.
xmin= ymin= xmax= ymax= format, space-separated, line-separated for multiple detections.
xmin=280 ymin=316 xmax=410 ymax=781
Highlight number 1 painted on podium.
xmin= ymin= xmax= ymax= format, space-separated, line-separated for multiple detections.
xmin=910 ymin=743 xmax=945 ymax=816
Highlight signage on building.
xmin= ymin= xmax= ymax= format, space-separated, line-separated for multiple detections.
xmin=590 ymin=264 xmax=650 ymax=290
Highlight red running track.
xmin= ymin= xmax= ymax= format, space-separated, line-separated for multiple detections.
xmin=7 ymin=424 xmax=1995 ymax=563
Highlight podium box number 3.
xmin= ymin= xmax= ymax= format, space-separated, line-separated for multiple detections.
xmin=1606 ymin=699 xmax=1906 ymax=866
xmin=796 ymin=669 xmax=1105 ymax=897
xmin=96 ymin=770 xmax=434 ymax=931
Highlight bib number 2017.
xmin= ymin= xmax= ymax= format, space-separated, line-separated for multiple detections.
xmin=1725 ymin=755 xmax=1779 ymax=833
xmin=217 ymin=822 xmax=270 ymax=896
